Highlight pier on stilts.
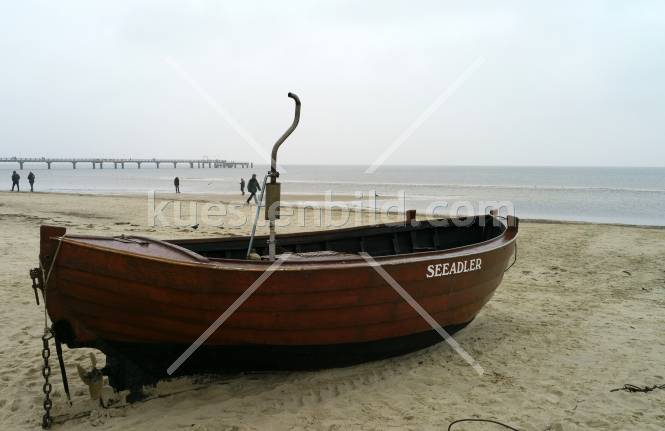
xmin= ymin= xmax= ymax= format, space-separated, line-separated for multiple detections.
xmin=0 ymin=157 xmax=253 ymax=170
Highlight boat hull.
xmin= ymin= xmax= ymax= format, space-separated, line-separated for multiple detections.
xmin=40 ymin=216 xmax=517 ymax=387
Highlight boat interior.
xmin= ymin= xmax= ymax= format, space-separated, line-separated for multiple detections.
xmin=169 ymin=215 xmax=506 ymax=260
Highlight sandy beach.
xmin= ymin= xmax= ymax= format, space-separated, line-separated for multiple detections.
xmin=1 ymin=191 xmax=664 ymax=430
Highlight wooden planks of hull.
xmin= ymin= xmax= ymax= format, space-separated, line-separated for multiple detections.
xmin=42 ymin=216 xmax=517 ymax=359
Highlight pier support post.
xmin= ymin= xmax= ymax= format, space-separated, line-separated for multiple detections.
xmin=156 ymin=162 xmax=160 ymax=169
xmin=121 ymin=163 xmax=125 ymax=169
xmin=190 ymin=162 xmax=194 ymax=168
xmin=92 ymin=162 xmax=96 ymax=169
xmin=137 ymin=162 xmax=141 ymax=169
xmin=19 ymin=161 xmax=24 ymax=170
xmin=114 ymin=162 xmax=118 ymax=169
xmin=72 ymin=162 xmax=77 ymax=169
xmin=173 ymin=162 xmax=177 ymax=168
xmin=47 ymin=162 xmax=51 ymax=169
xmin=99 ymin=162 xmax=103 ymax=169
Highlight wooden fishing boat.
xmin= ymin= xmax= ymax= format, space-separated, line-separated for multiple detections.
xmin=37 ymin=212 xmax=517 ymax=392
xmin=30 ymin=94 xmax=518 ymax=403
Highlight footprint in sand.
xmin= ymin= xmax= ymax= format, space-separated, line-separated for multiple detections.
xmin=9 ymin=399 xmax=19 ymax=411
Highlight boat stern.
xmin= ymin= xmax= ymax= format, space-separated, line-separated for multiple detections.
xmin=40 ymin=225 xmax=67 ymax=270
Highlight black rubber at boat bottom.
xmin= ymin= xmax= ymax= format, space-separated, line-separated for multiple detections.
xmin=97 ymin=321 xmax=472 ymax=392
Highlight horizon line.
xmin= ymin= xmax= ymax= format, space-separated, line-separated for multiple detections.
xmin=1 ymin=160 xmax=664 ymax=169
xmin=1 ymin=160 xmax=663 ymax=169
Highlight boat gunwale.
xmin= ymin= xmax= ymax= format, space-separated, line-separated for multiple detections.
xmin=53 ymin=216 xmax=518 ymax=271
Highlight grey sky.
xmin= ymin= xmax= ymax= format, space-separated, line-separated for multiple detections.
xmin=1 ymin=1 xmax=663 ymax=166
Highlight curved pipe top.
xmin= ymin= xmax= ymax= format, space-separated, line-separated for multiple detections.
xmin=270 ymin=92 xmax=300 ymax=179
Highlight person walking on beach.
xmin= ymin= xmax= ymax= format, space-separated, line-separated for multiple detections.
xmin=11 ymin=171 xmax=20 ymax=192
xmin=246 ymin=174 xmax=261 ymax=204
xmin=27 ymin=172 xmax=35 ymax=192
xmin=240 ymin=178 xmax=245 ymax=196
xmin=174 ymin=177 xmax=180 ymax=193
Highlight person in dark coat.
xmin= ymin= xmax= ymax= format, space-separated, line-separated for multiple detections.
xmin=174 ymin=177 xmax=180 ymax=193
xmin=27 ymin=171 xmax=35 ymax=192
xmin=240 ymin=178 xmax=245 ymax=196
xmin=11 ymin=171 xmax=20 ymax=192
xmin=246 ymin=174 xmax=261 ymax=204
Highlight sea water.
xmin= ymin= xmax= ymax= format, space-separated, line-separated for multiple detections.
xmin=2 ymin=164 xmax=664 ymax=226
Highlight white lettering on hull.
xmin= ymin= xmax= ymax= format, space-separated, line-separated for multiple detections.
xmin=425 ymin=258 xmax=482 ymax=278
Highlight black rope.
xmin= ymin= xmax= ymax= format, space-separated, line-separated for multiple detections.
xmin=611 ymin=383 xmax=665 ymax=393
xmin=448 ymin=418 xmax=520 ymax=430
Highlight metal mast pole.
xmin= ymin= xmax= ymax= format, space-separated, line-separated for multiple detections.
xmin=246 ymin=92 xmax=300 ymax=260
xmin=266 ymin=92 xmax=301 ymax=260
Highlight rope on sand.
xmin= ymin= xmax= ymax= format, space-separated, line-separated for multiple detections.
xmin=448 ymin=418 xmax=520 ymax=430
xmin=610 ymin=383 xmax=665 ymax=393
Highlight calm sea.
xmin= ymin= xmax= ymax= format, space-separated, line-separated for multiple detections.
xmin=3 ymin=164 xmax=664 ymax=226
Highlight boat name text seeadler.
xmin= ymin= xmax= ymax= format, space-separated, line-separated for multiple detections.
xmin=426 ymin=258 xmax=482 ymax=278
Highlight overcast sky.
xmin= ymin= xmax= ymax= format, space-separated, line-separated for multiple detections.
xmin=1 ymin=1 xmax=663 ymax=166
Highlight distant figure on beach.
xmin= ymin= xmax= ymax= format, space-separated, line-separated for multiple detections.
xmin=27 ymin=172 xmax=35 ymax=192
xmin=246 ymin=174 xmax=261 ymax=204
xmin=174 ymin=177 xmax=180 ymax=193
xmin=11 ymin=171 xmax=20 ymax=192
xmin=240 ymin=178 xmax=245 ymax=196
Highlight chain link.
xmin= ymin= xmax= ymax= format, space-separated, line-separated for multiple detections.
xmin=41 ymin=329 xmax=54 ymax=429
xmin=31 ymin=237 xmax=66 ymax=428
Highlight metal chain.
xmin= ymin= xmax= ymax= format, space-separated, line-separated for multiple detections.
xmin=41 ymin=328 xmax=54 ymax=429
xmin=34 ymin=235 xmax=65 ymax=428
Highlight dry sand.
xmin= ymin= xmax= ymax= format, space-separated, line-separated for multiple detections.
xmin=1 ymin=191 xmax=664 ymax=430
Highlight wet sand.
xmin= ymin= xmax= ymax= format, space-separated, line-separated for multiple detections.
xmin=0 ymin=191 xmax=664 ymax=430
